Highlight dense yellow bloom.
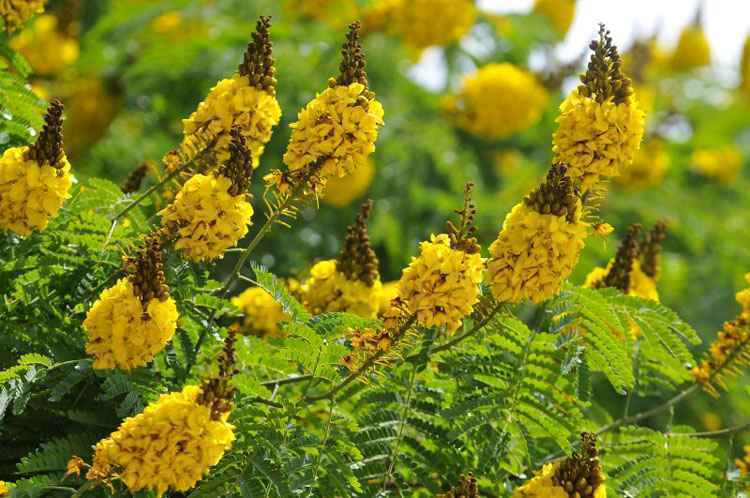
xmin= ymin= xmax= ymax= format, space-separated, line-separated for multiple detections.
xmin=737 ymin=445 xmax=750 ymax=477
xmin=671 ymin=25 xmax=710 ymax=71
xmin=553 ymin=89 xmax=645 ymax=188
xmin=0 ymin=145 xmax=72 ymax=236
xmin=321 ymin=157 xmax=374 ymax=207
xmin=83 ymin=278 xmax=178 ymax=370
xmin=388 ymin=0 xmax=476 ymax=55
xmin=231 ymin=287 xmax=288 ymax=337
xmin=513 ymin=462 xmax=606 ymax=498
xmin=585 ymin=260 xmax=658 ymax=301
xmin=0 ymin=481 xmax=8 ymax=496
xmin=488 ymin=202 xmax=588 ymax=304
xmin=0 ymin=0 xmax=45 ymax=32
xmin=88 ymin=385 xmax=234 ymax=497
xmin=533 ymin=0 xmax=576 ymax=37
xmin=690 ymin=146 xmax=743 ymax=183
xmin=181 ymin=74 xmax=281 ymax=169
xmin=300 ymin=260 xmax=382 ymax=318
xmin=737 ymin=273 xmax=750 ymax=319
xmin=398 ymin=234 xmax=484 ymax=332
xmin=446 ymin=63 xmax=548 ymax=140
xmin=10 ymin=14 xmax=78 ymax=75
xmin=283 ymin=82 xmax=384 ymax=189
xmin=615 ymin=138 xmax=668 ymax=190
xmin=159 ymin=173 xmax=253 ymax=261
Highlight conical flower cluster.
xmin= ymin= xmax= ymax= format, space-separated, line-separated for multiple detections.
xmin=232 ymin=286 xmax=289 ymax=337
xmin=160 ymin=130 xmax=254 ymax=261
xmin=488 ymin=164 xmax=588 ymax=303
xmin=84 ymin=234 xmax=178 ymax=370
xmin=445 ymin=63 xmax=548 ymax=140
xmin=0 ymin=0 xmax=46 ymax=32
xmin=301 ymin=201 xmax=383 ymax=317
xmin=275 ymin=22 xmax=383 ymax=195
xmin=398 ymin=186 xmax=484 ymax=332
xmin=553 ymin=25 xmax=645 ymax=189
xmin=0 ymin=100 xmax=73 ymax=236
xmin=178 ymin=16 xmax=280 ymax=170
xmin=514 ymin=433 xmax=606 ymax=498
xmin=671 ymin=10 xmax=710 ymax=71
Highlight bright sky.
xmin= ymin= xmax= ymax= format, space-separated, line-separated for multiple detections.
xmin=411 ymin=0 xmax=749 ymax=90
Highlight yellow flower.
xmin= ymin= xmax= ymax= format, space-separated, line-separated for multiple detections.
xmin=0 ymin=481 xmax=9 ymax=496
xmin=284 ymin=0 xmax=359 ymax=27
xmin=283 ymin=82 xmax=384 ymax=190
xmin=10 ymin=14 xmax=78 ymax=75
xmin=740 ymin=36 xmax=750 ymax=95
xmin=671 ymin=25 xmax=710 ymax=71
xmin=378 ymin=281 xmax=399 ymax=315
xmin=736 ymin=273 xmax=750 ymax=319
xmin=514 ymin=462 xmax=606 ymax=497
xmin=63 ymin=76 xmax=121 ymax=159
xmin=446 ymin=63 xmax=548 ymax=140
xmin=398 ymin=233 xmax=484 ymax=333
xmin=553 ymin=89 xmax=645 ymax=188
xmin=83 ymin=278 xmax=178 ymax=370
xmin=159 ymin=173 xmax=253 ymax=261
xmin=231 ymin=287 xmax=289 ymax=337
xmin=300 ymin=260 xmax=383 ymax=318
xmin=321 ymin=157 xmax=375 ymax=207
xmin=88 ymin=385 xmax=234 ymax=497
xmin=533 ymin=0 xmax=576 ymax=37
xmin=615 ymin=138 xmax=668 ymax=190
xmin=0 ymin=0 xmax=46 ymax=32
xmin=0 ymin=101 xmax=72 ymax=236
xmin=585 ymin=260 xmax=658 ymax=301
xmin=736 ymin=445 xmax=750 ymax=477
xmin=690 ymin=146 xmax=743 ymax=183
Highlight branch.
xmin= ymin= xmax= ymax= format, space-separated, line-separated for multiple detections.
xmin=666 ymin=421 xmax=750 ymax=439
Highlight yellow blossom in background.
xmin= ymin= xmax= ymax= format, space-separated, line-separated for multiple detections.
xmin=553 ymin=89 xmax=645 ymax=188
xmin=0 ymin=481 xmax=8 ymax=496
xmin=533 ymin=0 xmax=576 ymax=37
xmin=378 ymin=281 xmax=399 ymax=315
xmin=83 ymin=278 xmax=178 ymax=370
xmin=736 ymin=273 xmax=750 ymax=319
xmin=585 ymin=260 xmax=659 ymax=301
xmin=88 ymin=385 xmax=234 ymax=497
xmin=159 ymin=173 xmax=253 ymax=261
xmin=446 ymin=63 xmax=548 ymax=140
xmin=0 ymin=0 xmax=46 ymax=32
xmin=63 ymin=76 xmax=121 ymax=159
xmin=284 ymin=0 xmax=358 ymax=27
xmin=300 ymin=260 xmax=382 ymax=318
xmin=690 ymin=146 xmax=743 ymax=183
xmin=671 ymin=25 xmax=711 ymax=71
xmin=231 ymin=287 xmax=288 ymax=337
xmin=736 ymin=446 xmax=750 ymax=477
xmin=322 ymin=157 xmax=375 ymax=207
xmin=740 ymin=35 xmax=750 ymax=95
xmin=615 ymin=138 xmax=669 ymax=190
xmin=283 ymin=82 xmax=384 ymax=190
xmin=398 ymin=234 xmax=484 ymax=333
xmin=10 ymin=14 xmax=78 ymax=76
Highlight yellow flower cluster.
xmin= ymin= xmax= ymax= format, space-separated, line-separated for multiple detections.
xmin=88 ymin=385 xmax=234 ymax=497
xmin=398 ymin=234 xmax=483 ymax=332
xmin=285 ymin=0 xmax=358 ymax=27
xmin=10 ymin=14 xmax=78 ymax=76
xmin=63 ymin=76 xmax=121 ymax=159
xmin=0 ymin=481 xmax=8 ymax=496
xmin=159 ymin=173 xmax=253 ymax=261
xmin=533 ymin=0 xmax=576 ymax=37
xmin=690 ymin=146 xmax=743 ymax=183
xmin=322 ymin=157 xmax=375 ymax=207
xmin=83 ymin=278 xmax=178 ymax=370
xmin=446 ymin=63 xmax=548 ymax=140
xmin=181 ymin=74 xmax=281 ymax=169
xmin=585 ymin=260 xmax=659 ymax=301
xmin=282 ymin=82 xmax=384 ymax=190
xmin=513 ymin=462 xmax=607 ymax=498
xmin=736 ymin=445 xmax=750 ymax=477
xmin=300 ymin=260 xmax=382 ymax=318
xmin=615 ymin=139 xmax=669 ymax=190
xmin=736 ymin=274 xmax=750 ymax=319
xmin=671 ymin=25 xmax=710 ymax=71
xmin=231 ymin=287 xmax=288 ymax=337
xmin=0 ymin=145 xmax=72 ymax=236
xmin=553 ymin=89 xmax=645 ymax=188
xmin=488 ymin=202 xmax=588 ymax=303
xmin=0 ymin=0 xmax=45 ymax=32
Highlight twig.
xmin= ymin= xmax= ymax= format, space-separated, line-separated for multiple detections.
xmin=666 ymin=422 xmax=750 ymax=439
xmin=261 ymin=374 xmax=314 ymax=388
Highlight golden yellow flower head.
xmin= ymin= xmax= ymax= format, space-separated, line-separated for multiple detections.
xmin=553 ymin=25 xmax=645 ymax=189
xmin=514 ymin=433 xmax=606 ymax=498
xmin=399 ymin=185 xmax=484 ymax=332
xmin=0 ymin=100 xmax=72 ymax=236
xmin=232 ymin=286 xmax=289 ymax=337
xmin=446 ymin=63 xmax=548 ymax=140
xmin=0 ymin=481 xmax=9 ymax=496
xmin=615 ymin=138 xmax=668 ymax=190
xmin=160 ymin=130 xmax=254 ymax=261
xmin=736 ymin=445 xmax=750 ymax=477
xmin=179 ymin=16 xmax=280 ymax=170
xmin=0 ymin=0 xmax=46 ymax=32
xmin=322 ymin=157 xmax=375 ymax=207
xmin=671 ymin=11 xmax=710 ymax=71
xmin=84 ymin=234 xmax=178 ymax=370
xmin=533 ymin=0 xmax=576 ymax=37
xmin=690 ymin=145 xmax=743 ymax=183
xmin=276 ymin=22 xmax=383 ymax=195
xmin=488 ymin=165 xmax=588 ymax=304
xmin=10 ymin=14 xmax=78 ymax=75
xmin=378 ymin=280 xmax=400 ymax=316
xmin=301 ymin=201 xmax=382 ymax=317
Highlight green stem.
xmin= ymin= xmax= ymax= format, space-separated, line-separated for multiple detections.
xmin=382 ymin=363 xmax=418 ymax=493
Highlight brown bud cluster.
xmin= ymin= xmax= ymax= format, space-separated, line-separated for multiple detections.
xmin=26 ymin=99 xmax=65 ymax=169
xmin=640 ymin=220 xmax=668 ymax=278
xmin=338 ymin=200 xmax=380 ymax=287
xmin=121 ymin=163 xmax=150 ymax=194
xmin=578 ymin=24 xmax=633 ymax=104
xmin=524 ymin=164 xmax=579 ymax=222
xmin=553 ymin=433 xmax=604 ymax=498
xmin=335 ymin=21 xmax=370 ymax=91
xmin=436 ymin=473 xmax=479 ymax=498
xmin=123 ymin=232 xmax=170 ymax=306
xmin=220 ymin=128 xmax=253 ymax=196
xmin=199 ymin=330 xmax=239 ymax=420
xmin=597 ymin=223 xmax=642 ymax=292
xmin=239 ymin=16 xmax=277 ymax=95
xmin=447 ymin=182 xmax=480 ymax=254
